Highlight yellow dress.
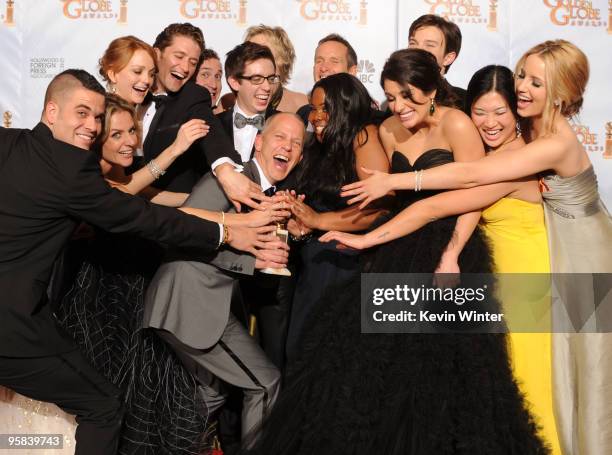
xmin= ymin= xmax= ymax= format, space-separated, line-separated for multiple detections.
xmin=481 ymin=197 xmax=561 ymax=455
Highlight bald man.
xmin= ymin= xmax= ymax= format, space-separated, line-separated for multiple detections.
xmin=0 ymin=69 xmax=263 ymax=455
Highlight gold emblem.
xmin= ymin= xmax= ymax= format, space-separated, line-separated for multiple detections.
xmin=487 ymin=0 xmax=497 ymax=31
xmin=118 ymin=0 xmax=128 ymax=24
xmin=604 ymin=122 xmax=612 ymax=159
xmin=3 ymin=111 xmax=13 ymax=128
xmin=4 ymin=0 xmax=15 ymax=26
xmin=237 ymin=0 xmax=247 ymax=25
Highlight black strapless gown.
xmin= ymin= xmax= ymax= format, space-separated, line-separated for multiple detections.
xmin=243 ymin=150 xmax=548 ymax=454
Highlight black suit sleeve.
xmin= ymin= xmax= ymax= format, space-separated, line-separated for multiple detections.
xmin=183 ymin=82 xmax=241 ymax=166
xmin=66 ymin=152 xmax=220 ymax=253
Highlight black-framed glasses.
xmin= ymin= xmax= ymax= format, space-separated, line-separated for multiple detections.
xmin=237 ymin=74 xmax=281 ymax=85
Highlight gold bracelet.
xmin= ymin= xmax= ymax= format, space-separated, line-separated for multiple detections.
xmin=221 ymin=224 xmax=230 ymax=245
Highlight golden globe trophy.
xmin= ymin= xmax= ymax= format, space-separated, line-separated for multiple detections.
xmin=259 ymin=221 xmax=291 ymax=276
xmin=118 ymin=0 xmax=128 ymax=24
xmin=3 ymin=111 xmax=12 ymax=128
xmin=4 ymin=0 xmax=15 ymax=26
xmin=604 ymin=122 xmax=612 ymax=159
xmin=359 ymin=0 xmax=367 ymax=26
xmin=488 ymin=0 xmax=498 ymax=31
xmin=237 ymin=0 xmax=247 ymax=26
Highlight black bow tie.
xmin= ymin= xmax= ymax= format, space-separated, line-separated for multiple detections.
xmin=151 ymin=94 xmax=169 ymax=108
xmin=263 ymin=186 xmax=276 ymax=197
xmin=234 ymin=113 xmax=264 ymax=131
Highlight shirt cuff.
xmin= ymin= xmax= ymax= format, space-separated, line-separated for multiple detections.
xmin=211 ymin=157 xmax=244 ymax=176
xmin=218 ymin=223 xmax=224 ymax=247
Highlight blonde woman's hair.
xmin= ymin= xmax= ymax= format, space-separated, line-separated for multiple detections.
xmin=245 ymin=25 xmax=296 ymax=85
xmin=515 ymin=39 xmax=589 ymax=137
xmin=96 ymin=93 xmax=140 ymax=150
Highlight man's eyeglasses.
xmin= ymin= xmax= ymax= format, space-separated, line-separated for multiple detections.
xmin=237 ymin=74 xmax=281 ymax=85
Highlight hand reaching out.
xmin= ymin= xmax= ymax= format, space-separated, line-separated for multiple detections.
xmin=171 ymin=119 xmax=210 ymax=157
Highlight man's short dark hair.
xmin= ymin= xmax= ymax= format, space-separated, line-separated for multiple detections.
xmin=200 ymin=48 xmax=220 ymax=62
xmin=409 ymin=14 xmax=462 ymax=72
xmin=224 ymin=42 xmax=276 ymax=94
xmin=43 ymin=69 xmax=105 ymax=106
xmin=317 ymin=33 xmax=358 ymax=68
xmin=153 ymin=23 xmax=205 ymax=55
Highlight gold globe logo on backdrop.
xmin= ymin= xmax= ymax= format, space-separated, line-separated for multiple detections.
xmin=573 ymin=124 xmax=603 ymax=154
xmin=178 ymin=0 xmax=249 ymax=26
xmin=61 ymin=0 xmax=128 ymax=23
xmin=543 ymin=0 xmax=605 ymax=27
xmin=298 ymin=0 xmax=369 ymax=25
xmin=424 ymin=0 xmax=490 ymax=27
xmin=2 ymin=0 xmax=16 ymax=26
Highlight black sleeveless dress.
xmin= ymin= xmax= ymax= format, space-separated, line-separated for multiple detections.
xmin=243 ymin=150 xmax=548 ymax=454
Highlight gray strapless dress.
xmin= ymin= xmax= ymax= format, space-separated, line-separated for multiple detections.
xmin=541 ymin=166 xmax=612 ymax=455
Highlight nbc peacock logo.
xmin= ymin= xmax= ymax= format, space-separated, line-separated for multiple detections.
xmin=178 ymin=0 xmax=248 ymax=26
xmin=60 ymin=0 xmax=128 ymax=24
xmin=357 ymin=59 xmax=376 ymax=84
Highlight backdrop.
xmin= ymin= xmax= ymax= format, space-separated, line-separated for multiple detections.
xmin=1 ymin=0 xmax=610 ymax=203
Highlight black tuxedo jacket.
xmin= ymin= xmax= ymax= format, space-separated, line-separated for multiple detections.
xmin=0 ymin=124 xmax=220 ymax=357
xmin=144 ymin=81 xmax=241 ymax=192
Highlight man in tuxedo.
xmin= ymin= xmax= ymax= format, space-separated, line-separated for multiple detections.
xmin=142 ymin=22 xmax=264 ymax=209
xmin=408 ymin=14 xmax=467 ymax=108
xmin=143 ymin=112 xmax=305 ymax=441
xmin=217 ymin=41 xmax=280 ymax=162
xmin=0 ymin=69 xmax=263 ymax=455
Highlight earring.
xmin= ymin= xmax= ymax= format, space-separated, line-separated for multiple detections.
xmin=554 ymin=99 xmax=561 ymax=108
xmin=110 ymin=84 xmax=117 ymax=94
xmin=429 ymin=98 xmax=435 ymax=116
xmin=515 ymin=121 xmax=522 ymax=138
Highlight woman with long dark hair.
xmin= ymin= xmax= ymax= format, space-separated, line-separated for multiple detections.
xmin=284 ymin=72 xmax=389 ymax=363
xmin=244 ymin=50 xmax=546 ymax=454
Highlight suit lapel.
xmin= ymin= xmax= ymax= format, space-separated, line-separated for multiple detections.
xmin=243 ymin=160 xmax=262 ymax=186
xmin=143 ymin=103 xmax=167 ymax=158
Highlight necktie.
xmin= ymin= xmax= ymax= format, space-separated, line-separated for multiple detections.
xmin=263 ymin=186 xmax=276 ymax=197
xmin=234 ymin=112 xmax=265 ymax=131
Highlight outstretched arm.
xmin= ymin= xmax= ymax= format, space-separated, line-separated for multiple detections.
xmin=320 ymin=182 xmax=516 ymax=249
xmin=341 ymin=136 xmax=567 ymax=209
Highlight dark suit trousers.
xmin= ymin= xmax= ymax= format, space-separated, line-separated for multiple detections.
xmin=0 ymin=349 xmax=123 ymax=455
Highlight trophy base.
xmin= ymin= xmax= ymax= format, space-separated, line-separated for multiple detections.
xmin=259 ymin=267 xmax=292 ymax=277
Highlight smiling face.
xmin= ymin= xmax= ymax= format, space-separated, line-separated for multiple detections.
xmin=101 ymin=110 xmax=138 ymax=168
xmin=408 ymin=26 xmax=454 ymax=75
xmin=515 ymin=54 xmax=547 ymax=119
xmin=471 ymin=91 xmax=517 ymax=150
xmin=313 ymin=40 xmax=356 ymax=82
xmin=155 ymin=34 xmax=201 ymax=94
xmin=383 ymin=79 xmax=432 ymax=130
xmin=254 ymin=113 xmax=304 ymax=183
xmin=45 ymin=87 xmax=105 ymax=150
xmin=307 ymin=86 xmax=329 ymax=142
xmin=195 ymin=57 xmax=223 ymax=105
xmin=229 ymin=58 xmax=277 ymax=116
xmin=108 ymin=49 xmax=156 ymax=105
